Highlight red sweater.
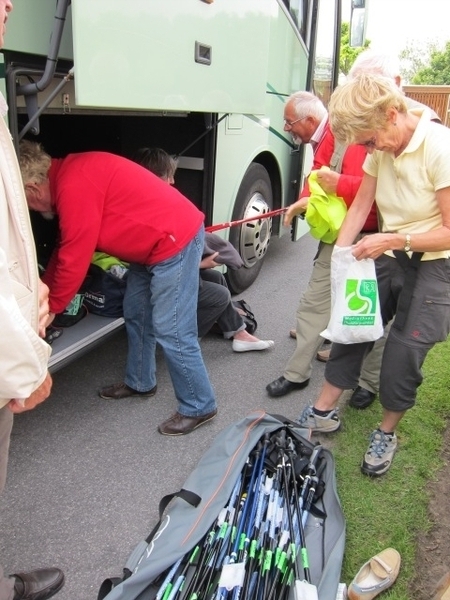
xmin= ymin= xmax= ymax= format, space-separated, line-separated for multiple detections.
xmin=43 ymin=152 xmax=204 ymax=314
xmin=300 ymin=123 xmax=378 ymax=232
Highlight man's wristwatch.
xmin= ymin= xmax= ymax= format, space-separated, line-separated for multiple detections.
xmin=404 ymin=233 xmax=411 ymax=252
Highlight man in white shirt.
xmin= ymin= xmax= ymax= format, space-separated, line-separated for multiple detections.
xmin=0 ymin=2 xmax=64 ymax=599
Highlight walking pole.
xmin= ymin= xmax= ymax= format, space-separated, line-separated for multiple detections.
xmin=201 ymin=476 xmax=248 ymax=600
xmin=266 ymin=449 xmax=296 ymax=600
xmin=301 ymin=457 xmax=326 ymax=529
xmin=205 ymin=208 xmax=287 ymax=233
xmin=260 ymin=434 xmax=285 ymax=600
xmin=287 ymin=440 xmax=312 ymax=584
xmin=212 ymin=449 xmax=262 ymax=600
xmin=185 ymin=468 xmax=247 ymax=600
xmin=293 ymin=442 xmax=321 ymax=600
xmin=155 ymin=557 xmax=184 ymax=600
xmin=165 ymin=546 xmax=201 ymax=600
xmin=240 ymin=468 xmax=273 ymax=600
xmin=231 ymin=437 xmax=269 ymax=600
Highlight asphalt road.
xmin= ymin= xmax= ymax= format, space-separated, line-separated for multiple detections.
xmin=0 ymin=230 xmax=329 ymax=600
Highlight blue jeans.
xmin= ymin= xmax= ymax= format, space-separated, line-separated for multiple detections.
xmin=123 ymin=226 xmax=217 ymax=417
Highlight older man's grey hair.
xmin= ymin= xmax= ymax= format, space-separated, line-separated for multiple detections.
xmin=287 ymin=91 xmax=327 ymax=121
xmin=348 ymin=50 xmax=401 ymax=84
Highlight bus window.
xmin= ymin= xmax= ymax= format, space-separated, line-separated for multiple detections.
xmin=312 ymin=0 xmax=337 ymax=106
xmin=350 ymin=0 xmax=367 ymax=47
xmin=284 ymin=0 xmax=307 ymax=40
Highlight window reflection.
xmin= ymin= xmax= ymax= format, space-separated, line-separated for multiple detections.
xmin=283 ymin=0 xmax=307 ymax=41
xmin=312 ymin=0 xmax=336 ymax=107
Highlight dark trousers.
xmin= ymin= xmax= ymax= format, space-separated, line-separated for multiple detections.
xmin=197 ymin=270 xmax=243 ymax=338
xmin=325 ymin=256 xmax=450 ymax=412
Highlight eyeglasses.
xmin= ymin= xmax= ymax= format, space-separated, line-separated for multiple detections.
xmin=283 ymin=116 xmax=307 ymax=128
xmin=359 ymin=137 xmax=376 ymax=148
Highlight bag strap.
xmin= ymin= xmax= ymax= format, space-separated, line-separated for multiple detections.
xmin=97 ymin=577 xmax=124 ymax=600
xmin=392 ymin=251 xmax=424 ymax=331
xmin=97 ymin=489 xmax=201 ymax=598
xmin=145 ymin=488 xmax=202 ymax=544
xmin=329 ymin=139 xmax=348 ymax=174
xmin=233 ymin=299 xmax=255 ymax=320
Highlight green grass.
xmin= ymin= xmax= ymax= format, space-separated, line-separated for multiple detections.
xmin=332 ymin=337 xmax=450 ymax=598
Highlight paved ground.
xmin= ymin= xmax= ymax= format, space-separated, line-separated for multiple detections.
xmin=0 ymin=230 xmax=333 ymax=600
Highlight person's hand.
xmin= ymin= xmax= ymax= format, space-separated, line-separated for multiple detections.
xmin=7 ymin=372 xmax=53 ymax=414
xmin=316 ymin=169 xmax=339 ymax=194
xmin=38 ymin=280 xmax=54 ymax=337
xmin=352 ymin=233 xmax=394 ymax=260
xmin=283 ymin=198 xmax=309 ymax=227
xmin=200 ymin=251 xmax=221 ymax=269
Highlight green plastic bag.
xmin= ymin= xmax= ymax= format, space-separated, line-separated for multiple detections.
xmin=305 ymin=168 xmax=348 ymax=243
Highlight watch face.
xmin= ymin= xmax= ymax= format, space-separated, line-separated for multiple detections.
xmin=404 ymin=234 xmax=411 ymax=252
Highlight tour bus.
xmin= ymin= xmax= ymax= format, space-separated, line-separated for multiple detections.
xmin=1 ymin=0 xmax=366 ymax=371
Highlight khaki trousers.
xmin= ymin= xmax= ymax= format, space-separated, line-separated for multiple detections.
xmin=284 ymin=241 xmax=334 ymax=383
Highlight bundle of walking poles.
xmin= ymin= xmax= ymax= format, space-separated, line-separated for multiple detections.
xmin=153 ymin=428 xmax=326 ymax=600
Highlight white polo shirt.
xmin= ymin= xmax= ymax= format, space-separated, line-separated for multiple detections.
xmin=364 ymin=108 xmax=450 ymax=261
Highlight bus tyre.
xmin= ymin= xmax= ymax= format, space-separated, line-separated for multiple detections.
xmin=226 ymin=163 xmax=273 ymax=294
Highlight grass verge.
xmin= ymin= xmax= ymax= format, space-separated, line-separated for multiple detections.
xmin=332 ymin=337 xmax=450 ymax=598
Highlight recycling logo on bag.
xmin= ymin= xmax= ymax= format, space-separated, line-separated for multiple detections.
xmin=344 ymin=278 xmax=378 ymax=325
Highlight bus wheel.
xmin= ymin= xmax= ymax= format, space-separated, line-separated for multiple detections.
xmin=226 ymin=163 xmax=273 ymax=294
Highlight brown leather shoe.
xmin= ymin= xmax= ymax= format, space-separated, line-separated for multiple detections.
xmin=99 ymin=382 xmax=157 ymax=400
xmin=316 ymin=348 xmax=331 ymax=362
xmin=12 ymin=568 xmax=65 ymax=600
xmin=289 ymin=329 xmax=296 ymax=339
xmin=158 ymin=410 xmax=217 ymax=436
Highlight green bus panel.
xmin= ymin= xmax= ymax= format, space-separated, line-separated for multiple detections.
xmin=3 ymin=0 xmax=74 ymax=59
xmin=71 ymin=0 xmax=271 ymax=114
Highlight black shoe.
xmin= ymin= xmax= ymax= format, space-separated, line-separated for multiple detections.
xmin=349 ymin=386 xmax=376 ymax=409
xmin=12 ymin=568 xmax=65 ymax=600
xmin=266 ymin=376 xmax=309 ymax=398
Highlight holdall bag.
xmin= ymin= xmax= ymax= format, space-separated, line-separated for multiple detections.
xmin=98 ymin=411 xmax=345 ymax=600
xmin=83 ymin=263 xmax=128 ymax=318
xmin=52 ymin=292 xmax=88 ymax=327
xmin=232 ymin=299 xmax=258 ymax=334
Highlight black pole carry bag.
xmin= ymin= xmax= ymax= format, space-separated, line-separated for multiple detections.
xmin=98 ymin=411 xmax=345 ymax=600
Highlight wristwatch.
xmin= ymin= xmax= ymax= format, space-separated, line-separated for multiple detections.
xmin=404 ymin=233 xmax=411 ymax=252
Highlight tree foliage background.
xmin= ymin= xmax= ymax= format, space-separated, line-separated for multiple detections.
xmin=399 ymin=39 xmax=450 ymax=84
xmin=339 ymin=22 xmax=450 ymax=86
xmin=412 ymin=41 xmax=450 ymax=84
